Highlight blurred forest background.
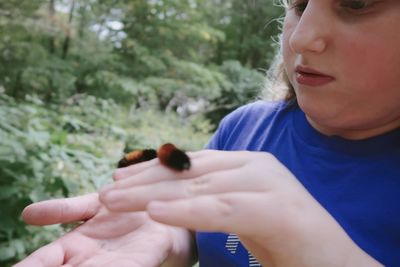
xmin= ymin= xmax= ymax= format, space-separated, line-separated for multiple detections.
xmin=0 ymin=0 xmax=283 ymax=265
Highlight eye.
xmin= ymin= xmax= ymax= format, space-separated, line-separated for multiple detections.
xmin=340 ymin=0 xmax=374 ymax=10
xmin=289 ymin=0 xmax=308 ymax=15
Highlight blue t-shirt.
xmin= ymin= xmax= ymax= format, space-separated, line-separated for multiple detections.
xmin=196 ymin=100 xmax=400 ymax=267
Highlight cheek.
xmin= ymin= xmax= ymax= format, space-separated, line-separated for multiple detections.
xmin=339 ymin=33 xmax=400 ymax=95
xmin=337 ymin=31 xmax=400 ymax=124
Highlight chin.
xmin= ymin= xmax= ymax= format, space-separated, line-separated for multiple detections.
xmin=297 ymin=96 xmax=351 ymax=127
xmin=297 ymin=95 xmax=332 ymax=116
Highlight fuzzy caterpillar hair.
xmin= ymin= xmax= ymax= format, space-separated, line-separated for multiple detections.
xmin=117 ymin=143 xmax=191 ymax=171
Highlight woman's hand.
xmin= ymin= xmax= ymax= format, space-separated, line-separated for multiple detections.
xmin=100 ymin=150 xmax=382 ymax=267
xmin=15 ymin=194 xmax=195 ymax=267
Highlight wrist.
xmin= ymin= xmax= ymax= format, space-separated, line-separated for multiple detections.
xmin=342 ymin=247 xmax=383 ymax=267
xmin=161 ymin=228 xmax=197 ymax=267
xmin=290 ymin=199 xmax=383 ymax=267
xmin=246 ymin=191 xmax=382 ymax=267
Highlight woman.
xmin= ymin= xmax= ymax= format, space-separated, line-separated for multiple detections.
xmin=16 ymin=0 xmax=400 ymax=266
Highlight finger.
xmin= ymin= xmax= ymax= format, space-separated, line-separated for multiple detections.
xmin=13 ymin=242 xmax=65 ymax=267
xmin=100 ymin=165 xmax=270 ymax=212
xmin=101 ymin=167 xmax=240 ymax=211
xmin=22 ymin=193 xmax=100 ymax=225
xmin=146 ymin=193 xmax=274 ymax=236
xmin=147 ymin=193 xmax=269 ymax=235
xmin=113 ymin=158 xmax=159 ymax=180
xmin=100 ymin=178 xmax=187 ymax=211
xmin=103 ymin=150 xmax=249 ymax=193
xmin=185 ymin=149 xmax=217 ymax=159
xmin=81 ymin=258 xmax=143 ymax=267
xmin=112 ymin=149 xmax=211 ymax=181
xmin=107 ymin=162 xmax=191 ymax=191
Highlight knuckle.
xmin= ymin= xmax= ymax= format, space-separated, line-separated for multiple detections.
xmin=112 ymin=170 xmax=124 ymax=180
xmin=213 ymin=196 xmax=235 ymax=230
xmin=217 ymin=197 xmax=234 ymax=217
xmin=58 ymin=199 xmax=70 ymax=220
xmin=184 ymin=176 xmax=212 ymax=196
xmin=259 ymin=151 xmax=275 ymax=161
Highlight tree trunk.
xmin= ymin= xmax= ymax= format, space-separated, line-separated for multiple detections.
xmin=48 ymin=0 xmax=56 ymax=54
xmin=61 ymin=0 xmax=76 ymax=59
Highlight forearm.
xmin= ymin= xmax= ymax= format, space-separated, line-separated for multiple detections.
xmin=161 ymin=228 xmax=197 ymax=267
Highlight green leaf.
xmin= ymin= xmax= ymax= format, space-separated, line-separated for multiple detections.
xmin=0 ymin=244 xmax=15 ymax=261
xmin=0 ymin=186 xmax=18 ymax=200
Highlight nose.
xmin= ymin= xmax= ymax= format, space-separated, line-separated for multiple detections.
xmin=288 ymin=2 xmax=330 ymax=54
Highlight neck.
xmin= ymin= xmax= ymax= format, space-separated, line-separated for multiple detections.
xmin=306 ymin=116 xmax=400 ymax=140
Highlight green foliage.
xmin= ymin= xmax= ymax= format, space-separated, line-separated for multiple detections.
xmin=0 ymin=0 xmax=283 ymax=265
xmin=139 ymin=58 xmax=228 ymax=110
xmin=206 ymin=0 xmax=284 ymax=68
xmin=0 ymin=93 xmax=118 ymax=265
xmin=122 ymin=109 xmax=213 ymax=151
xmin=0 ymin=0 xmax=282 ymax=108
xmin=0 ymin=92 xmax=212 ymax=266
xmin=203 ymin=60 xmax=266 ymax=126
xmin=219 ymin=60 xmax=266 ymax=105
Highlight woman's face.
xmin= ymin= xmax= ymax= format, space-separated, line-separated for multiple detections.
xmin=282 ymin=0 xmax=400 ymax=138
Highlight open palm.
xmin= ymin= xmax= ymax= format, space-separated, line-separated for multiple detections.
xmin=15 ymin=193 xmax=190 ymax=267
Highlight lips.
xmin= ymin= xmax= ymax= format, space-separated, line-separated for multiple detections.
xmin=295 ymin=66 xmax=335 ymax=86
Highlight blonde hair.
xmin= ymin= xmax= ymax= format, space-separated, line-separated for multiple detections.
xmin=260 ymin=1 xmax=296 ymax=104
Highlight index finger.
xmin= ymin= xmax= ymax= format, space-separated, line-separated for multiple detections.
xmin=112 ymin=150 xmax=212 ymax=181
xmin=22 ymin=193 xmax=100 ymax=226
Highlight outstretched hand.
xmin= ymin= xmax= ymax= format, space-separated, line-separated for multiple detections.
xmin=15 ymin=193 xmax=194 ymax=267
xmin=100 ymin=150 xmax=382 ymax=267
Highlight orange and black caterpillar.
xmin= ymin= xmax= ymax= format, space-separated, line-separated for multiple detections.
xmin=117 ymin=149 xmax=157 ymax=168
xmin=117 ymin=143 xmax=191 ymax=171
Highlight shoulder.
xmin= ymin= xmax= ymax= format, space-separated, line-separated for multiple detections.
xmin=207 ymin=100 xmax=295 ymax=150
xmin=222 ymin=100 xmax=286 ymax=125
